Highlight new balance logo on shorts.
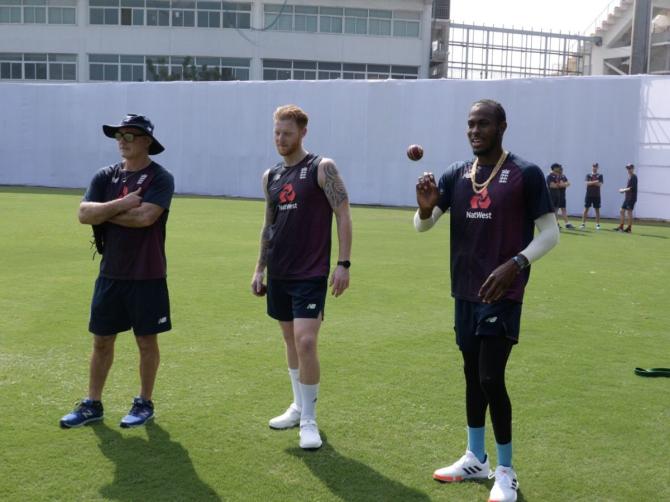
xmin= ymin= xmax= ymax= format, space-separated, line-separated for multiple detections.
xmin=485 ymin=316 xmax=498 ymax=323
xmin=158 ymin=317 xmax=168 ymax=324
xmin=306 ymin=304 xmax=316 ymax=310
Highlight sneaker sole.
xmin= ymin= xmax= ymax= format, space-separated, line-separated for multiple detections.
xmin=269 ymin=421 xmax=300 ymax=430
xmin=299 ymin=441 xmax=322 ymax=450
xmin=119 ymin=414 xmax=154 ymax=429
xmin=433 ymin=472 xmax=489 ymax=483
xmin=59 ymin=416 xmax=103 ymax=429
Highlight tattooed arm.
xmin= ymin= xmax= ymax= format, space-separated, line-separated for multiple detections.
xmin=251 ymin=169 xmax=274 ymax=296
xmin=318 ymin=158 xmax=352 ymax=297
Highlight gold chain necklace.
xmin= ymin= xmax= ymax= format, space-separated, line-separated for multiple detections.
xmin=470 ymin=150 xmax=509 ymax=195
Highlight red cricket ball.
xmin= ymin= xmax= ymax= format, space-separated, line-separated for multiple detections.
xmin=407 ymin=144 xmax=424 ymax=161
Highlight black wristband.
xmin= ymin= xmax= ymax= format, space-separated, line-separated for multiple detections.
xmin=511 ymin=254 xmax=529 ymax=271
xmin=337 ymin=260 xmax=351 ymax=269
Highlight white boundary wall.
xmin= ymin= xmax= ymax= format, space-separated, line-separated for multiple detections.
xmin=1 ymin=75 xmax=669 ymax=220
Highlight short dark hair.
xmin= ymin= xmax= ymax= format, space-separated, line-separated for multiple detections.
xmin=471 ymin=99 xmax=506 ymax=124
xmin=551 ymin=163 xmax=562 ymax=170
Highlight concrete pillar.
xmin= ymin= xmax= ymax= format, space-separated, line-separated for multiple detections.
xmin=630 ymin=0 xmax=653 ymax=74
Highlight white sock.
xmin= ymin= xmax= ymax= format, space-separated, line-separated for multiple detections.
xmin=299 ymin=383 xmax=319 ymax=422
xmin=288 ymin=368 xmax=302 ymax=410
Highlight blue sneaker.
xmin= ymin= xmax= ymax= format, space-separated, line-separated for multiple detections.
xmin=120 ymin=397 xmax=154 ymax=428
xmin=60 ymin=399 xmax=104 ymax=428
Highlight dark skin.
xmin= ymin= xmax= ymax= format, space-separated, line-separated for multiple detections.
xmin=416 ymin=103 xmax=521 ymax=304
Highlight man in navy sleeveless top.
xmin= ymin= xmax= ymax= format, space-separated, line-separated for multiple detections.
xmin=414 ymin=100 xmax=559 ymax=502
xmin=252 ymin=105 xmax=353 ymax=450
xmin=60 ymin=114 xmax=174 ymax=430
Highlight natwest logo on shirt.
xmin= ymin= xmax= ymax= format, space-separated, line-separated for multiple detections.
xmin=470 ymin=188 xmax=492 ymax=209
xmin=278 ymin=183 xmax=298 ymax=211
xmin=279 ymin=183 xmax=296 ymax=203
xmin=467 ymin=187 xmax=493 ymax=220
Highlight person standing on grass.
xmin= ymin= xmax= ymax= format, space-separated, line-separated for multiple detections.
xmin=60 ymin=114 xmax=174 ymax=429
xmin=615 ymin=163 xmax=638 ymax=233
xmin=547 ymin=163 xmax=573 ymax=229
xmin=580 ymin=162 xmax=603 ymax=230
xmin=413 ymin=99 xmax=559 ymax=502
xmin=251 ymin=104 xmax=352 ymax=450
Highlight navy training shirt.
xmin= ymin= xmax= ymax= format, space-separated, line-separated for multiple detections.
xmin=586 ymin=173 xmax=603 ymax=197
xmin=84 ymin=161 xmax=174 ymax=280
xmin=436 ymin=153 xmax=554 ymax=303
xmin=266 ymin=153 xmax=333 ymax=280
xmin=625 ymin=174 xmax=638 ymax=202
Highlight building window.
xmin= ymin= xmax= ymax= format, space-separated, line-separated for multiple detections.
xmin=196 ymin=1 xmax=219 ymax=27
xmin=89 ymin=54 xmax=120 ymax=80
xmin=0 ymin=53 xmax=24 ymax=79
xmin=90 ymin=53 xmax=250 ymax=81
xmin=294 ymin=5 xmax=316 ymax=32
xmin=369 ymin=9 xmax=391 ymax=36
xmin=344 ymin=8 xmax=367 ymax=35
xmin=264 ymin=3 xmax=291 ymax=31
xmin=393 ymin=11 xmax=420 ymax=37
xmin=48 ymin=4 xmax=76 ymax=24
xmin=146 ymin=0 xmax=169 ymax=25
xmin=0 ymin=0 xmax=22 ymax=23
xmin=319 ymin=6 xmax=341 ymax=33
xmin=23 ymin=0 xmax=47 ymax=24
xmin=171 ymin=0 xmax=195 ymax=26
xmin=90 ymin=0 xmax=119 ymax=24
xmin=223 ymin=2 xmax=250 ymax=28
xmin=120 ymin=0 xmax=144 ymax=25
xmin=0 ymin=52 xmax=76 ymax=80
xmin=263 ymin=58 xmax=418 ymax=81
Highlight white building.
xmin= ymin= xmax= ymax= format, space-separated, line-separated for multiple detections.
xmin=590 ymin=0 xmax=670 ymax=75
xmin=0 ymin=0 xmax=434 ymax=82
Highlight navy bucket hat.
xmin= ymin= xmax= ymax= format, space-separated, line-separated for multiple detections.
xmin=102 ymin=114 xmax=165 ymax=155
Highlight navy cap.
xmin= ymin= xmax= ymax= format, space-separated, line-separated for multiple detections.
xmin=625 ymin=163 xmax=634 ymax=169
xmin=103 ymin=114 xmax=165 ymax=155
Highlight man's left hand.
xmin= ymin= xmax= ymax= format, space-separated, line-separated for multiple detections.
xmin=478 ymin=260 xmax=519 ymax=304
xmin=330 ymin=266 xmax=350 ymax=297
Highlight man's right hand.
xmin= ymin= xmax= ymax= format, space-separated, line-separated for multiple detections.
xmin=120 ymin=188 xmax=143 ymax=211
xmin=416 ymin=172 xmax=439 ymax=218
xmin=251 ymin=271 xmax=267 ymax=297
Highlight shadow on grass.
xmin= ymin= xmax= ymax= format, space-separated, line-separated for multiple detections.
xmin=287 ymin=432 xmax=430 ymax=501
xmin=92 ymin=422 xmax=221 ymax=501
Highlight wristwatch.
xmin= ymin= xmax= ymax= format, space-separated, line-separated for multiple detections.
xmin=511 ymin=254 xmax=529 ymax=271
xmin=337 ymin=260 xmax=351 ymax=269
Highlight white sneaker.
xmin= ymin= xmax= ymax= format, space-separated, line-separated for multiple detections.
xmin=268 ymin=404 xmax=301 ymax=429
xmin=596 ymin=224 xmax=601 ymax=230
xmin=488 ymin=465 xmax=519 ymax=502
xmin=579 ymin=223 xmax=585 ymax=229
xmin=298 ymin=419 xmax=322 ymax=449
xmin=433 ymin=450 xmax=490 ymax=482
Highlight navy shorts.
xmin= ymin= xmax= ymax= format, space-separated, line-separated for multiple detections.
xmin=267 ymin=276 xmax=327 ymax=322
xmin=89 ymin=277 xmax=171 ymax=336
xmin=621 ymin=200 xmax=636 ymax=210
xmin=551 ymin=191 xmax=566 ymax=209
xmin=584 ymin=196 xmax=601 ymax=209
xmin=454 ymin=299 xmax=522 ymax=352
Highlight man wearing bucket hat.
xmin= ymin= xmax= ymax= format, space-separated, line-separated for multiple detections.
xmin=60 ymin=114 xmax=175 ymax=429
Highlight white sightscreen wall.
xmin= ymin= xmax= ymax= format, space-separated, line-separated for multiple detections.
xmin=1 ymin=75 xmax=668 ymax=220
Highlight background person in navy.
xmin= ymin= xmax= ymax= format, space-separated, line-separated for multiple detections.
xmin=615 ymin=163 xmax=638 ymax=233
xmin=546 ymin=163 xmax=573 ymax=229
xmin=60 ymin=114 xmax=174 ymax=429
xmin=413 ymin=100 xmax=559 ymax=502
xmin=580 ymin=162 xmax=603 ymax=230
xmin=251 ymin=105 xmax=352 ymax=450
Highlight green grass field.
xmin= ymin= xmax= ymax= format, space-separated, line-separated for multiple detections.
xmin=1 ymin=186 xmax=668 ymax=502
